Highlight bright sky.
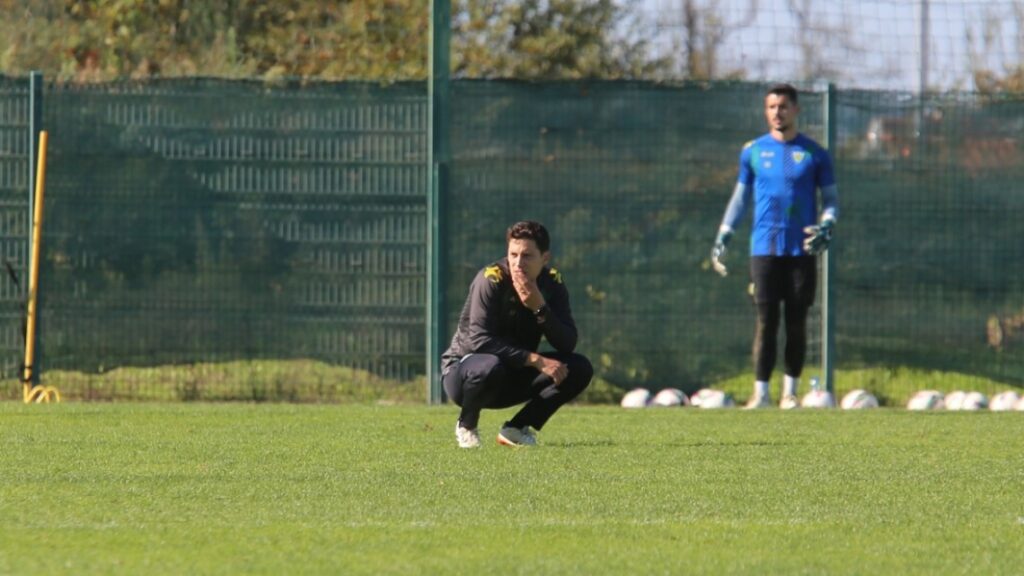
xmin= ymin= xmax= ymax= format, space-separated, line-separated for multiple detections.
xmin=635 ymin=0 xmax=1024 ymax=92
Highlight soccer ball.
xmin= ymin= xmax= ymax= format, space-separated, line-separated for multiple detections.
xmin=907 ymin=390 xmax=944 ymax=411
xmin=651 ymin=388 xmax=690 ymax=407
xmin=944 ymin=390 xmax=987 ymax=411
xmin=989 ymin=391 xmax=1020 ymax=411
xmin=958 ymin=391 xmax=988 ymax=411
xmin=840 ymin=389 xmax=879 ymax=410
xmin=800 ymin=389 xmax=835 ymax=408
xmin=943 ymin=390 xmax=966 ymax=410
xmin=620 ymin=387 xmax=652 ymax=408
xmin=690 ymin=388 xmax=734 ymax=409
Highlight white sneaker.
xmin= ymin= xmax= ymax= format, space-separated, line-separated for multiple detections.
xmin=780 ymin=395 xmax=800 ymax=410
xmin=497 ymin=425 xmax=537 ymax=447
xmin=455 ymin=422 xmax=481 ymax=449
xmin=744 ymin=395 xmax=772 ymax=410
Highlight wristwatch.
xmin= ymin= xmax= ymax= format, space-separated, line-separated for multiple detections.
xmin=533 ymin=304 xmax=549 ymax=323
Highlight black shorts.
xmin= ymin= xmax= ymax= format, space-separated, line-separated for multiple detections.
xmin=750 ymin=256 xmax=817 ymax=306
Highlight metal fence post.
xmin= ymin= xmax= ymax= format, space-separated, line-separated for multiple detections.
xmin=821 ymin=83 xmax=837 ymax=395
xmin=427 ymin=0 xmax=451 ymax=404
xmin=27 ymin=71 xmax=43 ymax=386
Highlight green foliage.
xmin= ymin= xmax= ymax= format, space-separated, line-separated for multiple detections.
xmin=0 ymin=0 xmax=429 ymax=81
xmin=0 ymin=359 xmax=422 ymax=402
xmin=0 ymin=0 xmax=668 ymax=82
xmin=2 ymin=403 xmax=1022 ymax=574
xmin=452 ymin=0 xmax=670 ymax=79
xmin=574 ymin=376 xmax=622 ymax=404
xmin=5 ymin=360 xmax=1018 ymax=408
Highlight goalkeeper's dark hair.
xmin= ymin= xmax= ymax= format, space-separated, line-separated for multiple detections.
xmin=506 ymin=221 xmax=550 ymax=252
xmin=766 ymin=83 xmax=799 ymax=104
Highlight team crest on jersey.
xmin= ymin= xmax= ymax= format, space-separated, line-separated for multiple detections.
xmin=484 ymin=265 xmax=504 ymax=283
xmin=548 ymin=268 xmax=563 ymax=284
xmin=792 ymin=151 xmax=807 ymax=164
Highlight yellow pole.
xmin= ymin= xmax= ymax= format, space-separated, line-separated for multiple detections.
xmin=23 ymin=130 xmax=58 ymax=403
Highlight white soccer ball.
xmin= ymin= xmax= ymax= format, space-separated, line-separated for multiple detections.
xmin=943 ymin=390 xmax=967 ymax=411
xmin=989 ymin=391 xmax=1020 ymax=411
xmin=958 ymin=391 xmax=988 ymax=411
xmin=907 ymin=390 xmax=944 ymax=411
xmin=620 ymin=387 xmax=652 ymax=409
xmin=840 ymin=389 xmax=879 ymax=410
xmin=690 ymin=388 xmax=734 ymax=409
xmin=651 ymin=388 xmax=689 ymax=407
xmin=800 ymin=389 xmax=835 ymax=409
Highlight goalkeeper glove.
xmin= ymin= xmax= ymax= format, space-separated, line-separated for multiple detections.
xmin=803 ymin=218 xmax=835 ymax=255
xmin=711 ymin=229 xmax=733 ymax=277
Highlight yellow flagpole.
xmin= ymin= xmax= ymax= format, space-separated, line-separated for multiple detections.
xmin=23 ymin=130 xmax=59 ymax=403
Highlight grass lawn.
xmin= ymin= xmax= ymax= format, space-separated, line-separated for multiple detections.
xmin=1 ymin=402 xmax=1022 ymax=575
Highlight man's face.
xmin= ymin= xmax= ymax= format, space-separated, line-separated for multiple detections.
xmin=764 ymin=93 xmax=798 ymax=133
xmin=507 ymin=238 xmax=549 ymax=281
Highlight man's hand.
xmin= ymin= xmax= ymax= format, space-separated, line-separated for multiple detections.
xmin=803 ymin=218 xmax=835 ymax=255
xmin=528 ymin=353 xmax=568 ymax=385
xmin=511 ymin=266 xmax=545 ymax=311
xmin=711 ymin=229 xmax=732 ymax=277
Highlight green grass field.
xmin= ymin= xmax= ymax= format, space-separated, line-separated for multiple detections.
xmin=2 ymin=402 xmax=1022 ymax=575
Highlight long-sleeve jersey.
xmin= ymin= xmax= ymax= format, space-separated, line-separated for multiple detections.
xmin=441 ymin=258 xmax=578 ymax=374
xmin=720 ymin=132 xmax=838 ymax=256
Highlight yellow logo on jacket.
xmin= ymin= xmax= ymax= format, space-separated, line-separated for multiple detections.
xmin=484 ymin=266 xmax=504 ymax=283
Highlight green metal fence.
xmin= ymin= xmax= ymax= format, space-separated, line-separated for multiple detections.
xmin=0 ymin=77 xmax=30 ymax=379
xmin=443 ymin=80 xmax=827 ymax=391
xmin=835 ymin=89 xmax=1024 ymax=384
xmin=1 ymin=77 xmax=1022 ymax=402
xmin=36 ymin=79 xmax=428 ymax=394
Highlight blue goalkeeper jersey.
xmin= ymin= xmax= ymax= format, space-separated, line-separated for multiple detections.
xmin=736 ymin=133 xmax=835 ymax=256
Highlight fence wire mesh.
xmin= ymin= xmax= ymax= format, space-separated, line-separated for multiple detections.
xmin=0 ymin=76 xmax=1021 ymax=403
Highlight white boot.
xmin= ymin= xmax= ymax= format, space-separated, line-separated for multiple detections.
xmin=455 ymin=421 xmax=481 ymax=448
xmin=744 ymin=380 xmax=772 ymax=409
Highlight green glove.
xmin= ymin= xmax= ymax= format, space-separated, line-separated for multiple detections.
xmin=803 ymin=219 xmax=834 ymax=255
xmin=711 ymin=229 xmax=733 ymax=277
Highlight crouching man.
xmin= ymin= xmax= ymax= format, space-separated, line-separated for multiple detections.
xmin=441 ymin=221 xmax=592 ymax=448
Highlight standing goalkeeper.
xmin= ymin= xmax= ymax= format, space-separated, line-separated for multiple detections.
xmin=711 ymin=83 xmax=838 ymax=409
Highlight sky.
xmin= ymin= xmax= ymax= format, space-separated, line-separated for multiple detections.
xmin=635 ymin=0 xmax=1024 ymax=92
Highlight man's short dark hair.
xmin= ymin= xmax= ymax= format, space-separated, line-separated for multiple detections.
xmin=506 ymin=221 xmax=550 ymax=252
xmin=766 ymin=83 xmax=799 ymax=104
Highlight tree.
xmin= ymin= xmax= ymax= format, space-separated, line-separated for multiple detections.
xmin=1 ymin=0 xmax=430 ymax=81
xmin=966 ymin=1 xmax=1024 ymax=93
xmin=669 ymin=0 xmax=758 ymax=80
xmin=785 ymin=0 xmax=855 ymax=84
xmin=0 ymin=0 xmax=668 ymax=82
xmin=452 ymin=0 xmax=669 ymax=80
